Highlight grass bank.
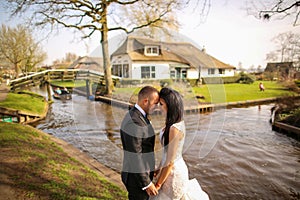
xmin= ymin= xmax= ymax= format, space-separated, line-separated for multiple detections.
xmin=279 ymin=107 xmax=300 ymax=128
xmin=0 ymin=91 xmax=47 ymax=115
xmin=0 ymin=122 xmax=127 ymax=200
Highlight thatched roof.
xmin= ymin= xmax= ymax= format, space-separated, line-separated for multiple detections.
xmin=111 ymin=36 xmax=236 ymax=70
xmin=265 ymin=62 xmax=294 ymax=72
xmin=68 ymin=56 xmax=103 ymax=72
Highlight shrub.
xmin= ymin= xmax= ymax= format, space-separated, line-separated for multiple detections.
xmin=238 ymin=72 xmax=256 ymax=84
xmin=187 ymin=76 xmax=240 ymax=85
xmin=160 ymin=79 xmax=173 ymax=87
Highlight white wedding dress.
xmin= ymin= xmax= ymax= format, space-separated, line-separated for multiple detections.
xmin=150 ymin=121 xmax=209 ymax=200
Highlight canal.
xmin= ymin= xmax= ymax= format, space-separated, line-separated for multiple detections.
xmin=33 ymin=87 xmax=300 ymax=200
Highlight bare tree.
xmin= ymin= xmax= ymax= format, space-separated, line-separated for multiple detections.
xmin=249 ymin=64 xmax=256 ymax=73
xmin=3 ymin=0 xmax=198 ymax=95
xmin=246 ymin=0 xmax=300 ymax=26
xmin=237 ymin=61 xmax=245 ymax=72
xmin=266 ymin=51 xmax=278 ymax=62
xmin=65 ymin=53 xmax=78 ymax=63
xmin=52 ymin=52 xmax=78 ymax=68
xmin=0 ymin=24 xmax=46 ymax=78
xmin=257 ymin=65 xmax=263 ymax=73
xmin=267 ymin=31 xmax=300 ymax=62
xmin=22 ymin=42 xmax=47 ymax=73
xmin=119 ymin=0 xmax=181 ymax=40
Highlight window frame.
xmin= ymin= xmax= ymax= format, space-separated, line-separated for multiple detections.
xmin=144 ymin=46 xmax=159 ymax=56
xmin=141 ymin=66 xmax=156 ymax=79
xmin=208 ymin=68 xmax=215 ymax=75
xmin=219 ymin=69 xmax=225 ymax=75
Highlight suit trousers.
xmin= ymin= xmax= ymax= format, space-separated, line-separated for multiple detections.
xmin=125 ymin=174 xmax=149 ymax=200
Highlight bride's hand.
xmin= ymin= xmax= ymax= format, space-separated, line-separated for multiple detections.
xmin=155 ymin=182 xmax=162 ymax=191
xmin=153 ymin=168 xmax=161 ymax=177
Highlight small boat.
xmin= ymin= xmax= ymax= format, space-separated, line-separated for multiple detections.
xmin=52 ymin=87 xmax=72 ymax=100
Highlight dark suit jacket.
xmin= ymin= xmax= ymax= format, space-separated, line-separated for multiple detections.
xmin=120 ymin=106 xmax=155 ymax=189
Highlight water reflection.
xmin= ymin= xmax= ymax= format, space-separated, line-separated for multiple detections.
xmin=33 ymin=86 xmax=300 ymax=199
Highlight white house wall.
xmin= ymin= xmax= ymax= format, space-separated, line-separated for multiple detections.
xmin=111 ymin=54 xmax=132 ymax=76
xmin=187 ymin=69 xmax=198 ymax=79
xmin=111 ymin=54 xmax=131 ymax=65
xmin=200 ymin=68 xmax=235 ymax=78
xmin=111 ymin=54 xmax=235 ymax=79
xmin=224 ymin=69 xmax=235 ymax=76
xmin=132 ymin=63 xmax=170 ymax=79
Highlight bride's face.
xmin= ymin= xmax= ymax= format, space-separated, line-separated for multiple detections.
xmin=159 ymin=98 xmax=167 ymax=115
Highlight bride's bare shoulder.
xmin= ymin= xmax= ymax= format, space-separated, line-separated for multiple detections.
xmin=169 ymin=126 xmax=184 ymax=140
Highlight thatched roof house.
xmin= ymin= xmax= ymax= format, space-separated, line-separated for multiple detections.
xmin=111 ymin=36 xmax=236 ymax=79
xmin=68 ymin=56 xmax=103 ymax=72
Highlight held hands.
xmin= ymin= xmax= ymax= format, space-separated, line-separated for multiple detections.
xmin=155 ymin=182 xmax=162 ymax=191
xmin=145 ymin=182 xmax=158 ymax=196
xmin=153 ymin=168 xmax=162 ymax=190
xmin=153 ymin=168 xmax=161 ymax=178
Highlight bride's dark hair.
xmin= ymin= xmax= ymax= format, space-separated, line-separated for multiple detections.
xmin=159 ymin=87 xmax=184 ymax=146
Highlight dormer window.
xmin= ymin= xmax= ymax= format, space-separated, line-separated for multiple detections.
xmin=144 ymin=46 xmax=159 ymax=56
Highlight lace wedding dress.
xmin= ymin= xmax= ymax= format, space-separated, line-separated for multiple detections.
xmin=150 ymin=121 xmax=209 ymax=200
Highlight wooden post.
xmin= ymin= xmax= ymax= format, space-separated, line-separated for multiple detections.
xmin=86 ymin=79 xmax=93 ymax=99
xmin=45 ymin=72 xmax=52 ymax=101
xmin=46 ymin=82 xmax=52 ymax=101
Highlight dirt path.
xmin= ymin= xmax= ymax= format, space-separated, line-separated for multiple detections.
xmin=0 ymin=82 xmax=9 ymax=101
xmin=0 ymin=173 xmax=19 ymax=200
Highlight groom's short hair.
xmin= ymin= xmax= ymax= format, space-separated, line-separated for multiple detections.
xmin=138 ymin=86 xmax=158 ymax=101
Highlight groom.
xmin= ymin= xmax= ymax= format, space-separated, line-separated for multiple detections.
xmin=120 ymin=86 xmax=160 ymax=200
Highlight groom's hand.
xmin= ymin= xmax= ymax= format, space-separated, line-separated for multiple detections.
xmin=145 ymin=183 xmax=158 ymax=196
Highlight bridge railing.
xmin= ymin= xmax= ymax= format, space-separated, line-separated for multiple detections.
xmin=8 ymin=69 xmax=120 ymax=91
xmin=9 ymin=71 xmax=48 ymax=91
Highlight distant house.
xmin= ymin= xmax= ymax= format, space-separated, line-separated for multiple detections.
xmin=68 ymin=56 xmax=103 ymax=73
xmin=264 ymin=62 xmax=298 ymax=79
xmin=110 ymin=36 xmax=235 ymax=80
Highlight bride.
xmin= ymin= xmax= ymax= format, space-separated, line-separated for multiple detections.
xmin=150 ymin=87 xmax=209 ymax=200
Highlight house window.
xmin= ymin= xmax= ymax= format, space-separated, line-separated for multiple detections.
xmin=123 ymin=64 xmax=129 ymax=78
xmin=144 ymin=46 xmax=159 ymax=56
xmin=112 ymin=64 xmax=122 ymax=77
xmin=208 ymin=68 xmax=215 ymax=75
xmin=219 ymin=69 xmax=225 ymax=74
xmin=112 ymin=64 xmax=129 ymax=78
xmin=181 ymin=70 xmax=187 ymax=79
xmin=141 ymin=66 xmax=155 ymax=79
xmin=170 ymin=70 xmax=176 ymax=78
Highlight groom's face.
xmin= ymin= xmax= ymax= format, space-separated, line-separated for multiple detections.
xmin=145 ymin=92 xmax=159 ymax=115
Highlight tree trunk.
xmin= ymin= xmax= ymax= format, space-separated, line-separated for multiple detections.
xmin=101 ymin=2 xmax=113 ymax=96
xmin=14 ymin=63 xmax=19 ymax=78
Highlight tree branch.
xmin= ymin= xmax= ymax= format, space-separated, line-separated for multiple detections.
xmin=110 ymin=0 xmax=139 ymax=5
xmin=259 ymin=0 xmax=300 ymax=25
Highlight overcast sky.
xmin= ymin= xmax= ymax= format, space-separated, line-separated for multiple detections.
xmin=0 ymin=0 xmax=299 ymax=69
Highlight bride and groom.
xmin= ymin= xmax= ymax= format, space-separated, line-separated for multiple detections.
xmin=120 ymin=86 xmax=209 ymax=200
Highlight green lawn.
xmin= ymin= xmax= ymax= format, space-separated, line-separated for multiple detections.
xmin=50 ymin=80 xmax=86 ymax=88
xmin=193 ymin=81 xmax=295 ymax=103
xmin=112 ymin=81 xmax=296 ymax=104
xmin=192 ymin=81 xmax=296 ymax=103
xmin=0 ymin=91 xmax=47 ymax=115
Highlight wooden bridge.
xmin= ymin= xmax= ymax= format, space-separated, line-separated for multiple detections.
xmin=8 ymin=69 xmax=120 ymax=100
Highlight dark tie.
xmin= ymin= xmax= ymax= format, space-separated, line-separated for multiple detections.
xmin=145 ymin=114 xmax=150 ymax=124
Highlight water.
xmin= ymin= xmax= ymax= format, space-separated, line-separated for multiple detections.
xmin=33 ymin=87 xmax=300 ymax=200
